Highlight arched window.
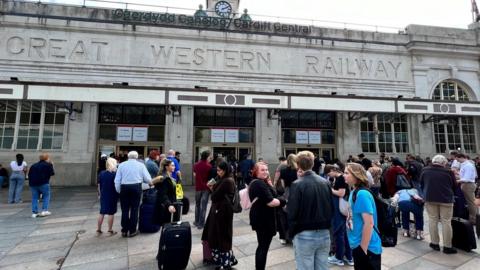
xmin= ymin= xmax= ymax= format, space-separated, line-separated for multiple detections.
xmin=432 ymin=80 xmax=476 ymax=153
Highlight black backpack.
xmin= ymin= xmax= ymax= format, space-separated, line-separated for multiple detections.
xmin=353 ymin=187 xmax=397 ymax=247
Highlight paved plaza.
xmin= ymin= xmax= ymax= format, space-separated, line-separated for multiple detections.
xmin=0 ymin=186 xmax=479 ymax=270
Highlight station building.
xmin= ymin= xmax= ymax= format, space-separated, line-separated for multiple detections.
xmin=0 ymin=0 xmax=479 ymax=185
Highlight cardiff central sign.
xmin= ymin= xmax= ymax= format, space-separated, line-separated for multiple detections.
xmin=112 ymin=9 xmax=312 ymax=35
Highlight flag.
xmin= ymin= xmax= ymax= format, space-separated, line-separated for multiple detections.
xmin=473 ymin=0 xmax=479 ymax=14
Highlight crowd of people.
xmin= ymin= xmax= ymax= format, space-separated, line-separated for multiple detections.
xmin=192 ymin=150 xmax=480 ymax=270
xmin=3 ymin=147 xmax=480 ymax=270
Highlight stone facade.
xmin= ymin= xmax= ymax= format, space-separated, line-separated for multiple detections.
xmin=0 ymin=1 xmax=479 ymax=186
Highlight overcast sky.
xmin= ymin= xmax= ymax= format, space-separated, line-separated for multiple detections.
xmin=43 ymin=0 xmax=475 ymax=31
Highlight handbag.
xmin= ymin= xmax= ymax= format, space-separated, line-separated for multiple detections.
xmin=176 ymin=183 xmax=184 ymax=200
xmin=339 ymin=197 xmax=349 ymax=216
xmin=230 ymin=187 xmax=242 ymax=213
xmin=274 ymin=178 xmax=285 ymax=195
xmin=396 ymin=174 xmax=411 ymax=191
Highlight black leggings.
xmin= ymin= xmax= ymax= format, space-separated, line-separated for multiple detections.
xmin=255 ymin=230 xmax=273 ymax=270
xmin=352 ymin=246 xmax=381 ymax=270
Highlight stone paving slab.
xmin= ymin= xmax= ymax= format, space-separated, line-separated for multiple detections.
xmin=1 ymin=186 xmax=480 ymax=270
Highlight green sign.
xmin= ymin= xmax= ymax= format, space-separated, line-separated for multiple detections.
xmin=112 ymin=9 xmax=311 ymax=35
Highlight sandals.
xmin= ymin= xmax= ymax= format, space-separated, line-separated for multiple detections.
xmin=108 ymin=230 xmax=118 ymax=236
xmin=96 ymin=230 xmax=103 ymax=236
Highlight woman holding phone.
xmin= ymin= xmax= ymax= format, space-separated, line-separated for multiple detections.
xmin=201 ymin=160 xmax=237 ymax=270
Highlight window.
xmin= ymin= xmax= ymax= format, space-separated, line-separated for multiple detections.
xmin=432 ymin=80 xmax=477 ymax=153
xmin=0 ymin=100 xmax=16 ymax=149
xmin=0 ymin=100 xmax=66 ymax=150
xmin=360 ymin=114 xmax=409 ymax=153
xmin=281 ymin=111 xmax=336 ymax=144
xmin=281 ymin=111 xmax=335 ymax=129
xmin=43 ymin=103 xmax=65 ymax=150
xmin=98 ymin=104 xmax=165 ymax=125
xmin=194 ymin=108 xmax=255 ymax=127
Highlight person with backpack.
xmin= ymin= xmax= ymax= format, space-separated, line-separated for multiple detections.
xmin=248 ymin=162 xmax=285 ymax=270
xmin=344 ymin=163 xmax=382 ymax=270
xmin=384 ymin=158 xmax=408 ymax=197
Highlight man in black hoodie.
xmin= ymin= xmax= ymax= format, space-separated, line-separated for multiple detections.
xmin=287 ymin=151 xmax=333 ymax=270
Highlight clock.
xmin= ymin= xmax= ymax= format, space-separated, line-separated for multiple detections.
xmin=214 ymin=1 xmax=232 ymax=17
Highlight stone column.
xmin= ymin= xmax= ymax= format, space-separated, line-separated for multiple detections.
xmin=164 ymin=105 xmax=194 ymax=185
xmin=255 ymin=109 xmax=282 ymax=171
xmin=337 ymin=112 xmax=362 ymax=161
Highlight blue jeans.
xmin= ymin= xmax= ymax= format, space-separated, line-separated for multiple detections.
xmin=194 ymin=190 xmax=210 ymax=228
xmin=8 ymin=172 xmax=25 ymax=203
xmin=399 ymin=200 xmax=424 ymax=231
xmin=31 ymin=184 xmax=50 ymax=213
xmin=293 ymin=229 xmax=330 ymax=270
xmin=332 ymin=207 xmax=352 ymax=261
xmin=0 ymin=176 xmax=5 ymax=188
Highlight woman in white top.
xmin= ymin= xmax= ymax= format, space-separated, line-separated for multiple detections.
xmin=8 ymin=153 xmax=27 ymax=203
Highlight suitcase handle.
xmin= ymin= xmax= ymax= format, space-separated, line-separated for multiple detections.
xmin=170 ymin=201 xmax=183 ymax=224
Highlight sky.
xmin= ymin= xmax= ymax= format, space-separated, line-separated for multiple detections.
xmin=41 ymin=0 xmax=475 ymax=31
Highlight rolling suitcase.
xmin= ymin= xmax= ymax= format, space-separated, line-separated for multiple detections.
xmin=139 ymin=203 xmax=161 ymax=233
xmin=139 ymin=189 xmax=160 ymax=233
xmin=451 ymin=217 xmax=477 ymax=252
xmin=157 ymin=202 xmax=192 ymax=270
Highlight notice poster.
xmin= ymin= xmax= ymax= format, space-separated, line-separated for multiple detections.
xmin=133 ymin=127 xmax=148 ymax=141
xmin=308 ymin=131 xmax=321 ymax=144
xmin=225 ymin=129 xmax=239 ymax=143
xmin=117 ymin=126 xmax=132 ymax=141
xmin=211 ymin=128 xmax=225 ymax=143
xmin=296 ymin=130 xmax=309 ymax=144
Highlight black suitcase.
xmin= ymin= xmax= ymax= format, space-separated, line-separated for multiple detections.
xmin=451 ymin=217 xmax=477 ymax=252
xmin=157 ymin=203 xmax=192 ymax=270
xmin=139 ymin=203 xmax=161 ymax=233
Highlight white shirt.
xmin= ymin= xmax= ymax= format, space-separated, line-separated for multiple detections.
xmin=459 ymin=161 xmax=476 ymax=183
xmin=10 ymin=161 xmax=27 ymax=172
xmin=451 ymin=160 xmax=460 ymax=170
xmin=114 ymin=159 xmax=152 ymax=193
xmin=366 ymin=171 xmax=374 ymax=187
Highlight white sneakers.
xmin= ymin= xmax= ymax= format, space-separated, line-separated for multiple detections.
xmin=31 ymin=211 xmax=51 ymax=218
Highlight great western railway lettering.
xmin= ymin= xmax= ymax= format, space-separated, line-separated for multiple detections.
xmin=6 ymin=36 xmax=109 ymax=62
xmin=2 ymin=35 xmax=406 ymax=80
xmin=305 ymin=56 xmax=402 ymax=79
xmin=150 ymin=45 xmax=271 ymax=71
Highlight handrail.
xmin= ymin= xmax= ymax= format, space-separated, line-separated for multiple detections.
xmin=14 ymin=0 xmax=404 ymax=32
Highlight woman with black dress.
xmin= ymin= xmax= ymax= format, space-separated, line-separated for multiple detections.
xmin=249 ymin=162 xmax=286 ymax=270
xmin=97 ymin=158 xmax=119 ymax=236
xmin=152 ymin=159 xmax=177 ymax=226
xmin=276 ymin=154 xmax=298 ymax=243
xmin=201 ymin=161 xmax=237 ymax=270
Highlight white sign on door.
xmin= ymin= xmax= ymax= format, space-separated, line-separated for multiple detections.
xmin=225 ymin=129 xmax=239 ymax=143
xmin=308 ymin=131 xmax=321 ymax=144
xmin=117 ymin=126 xmax=132 ymax=141
xmin=133 ymin=127 xmax=148 ymax=141
xmin=211 ymin=129 xmax=225 ymax=143
xmin=296 ymin=131 xmax=309 ymax=144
